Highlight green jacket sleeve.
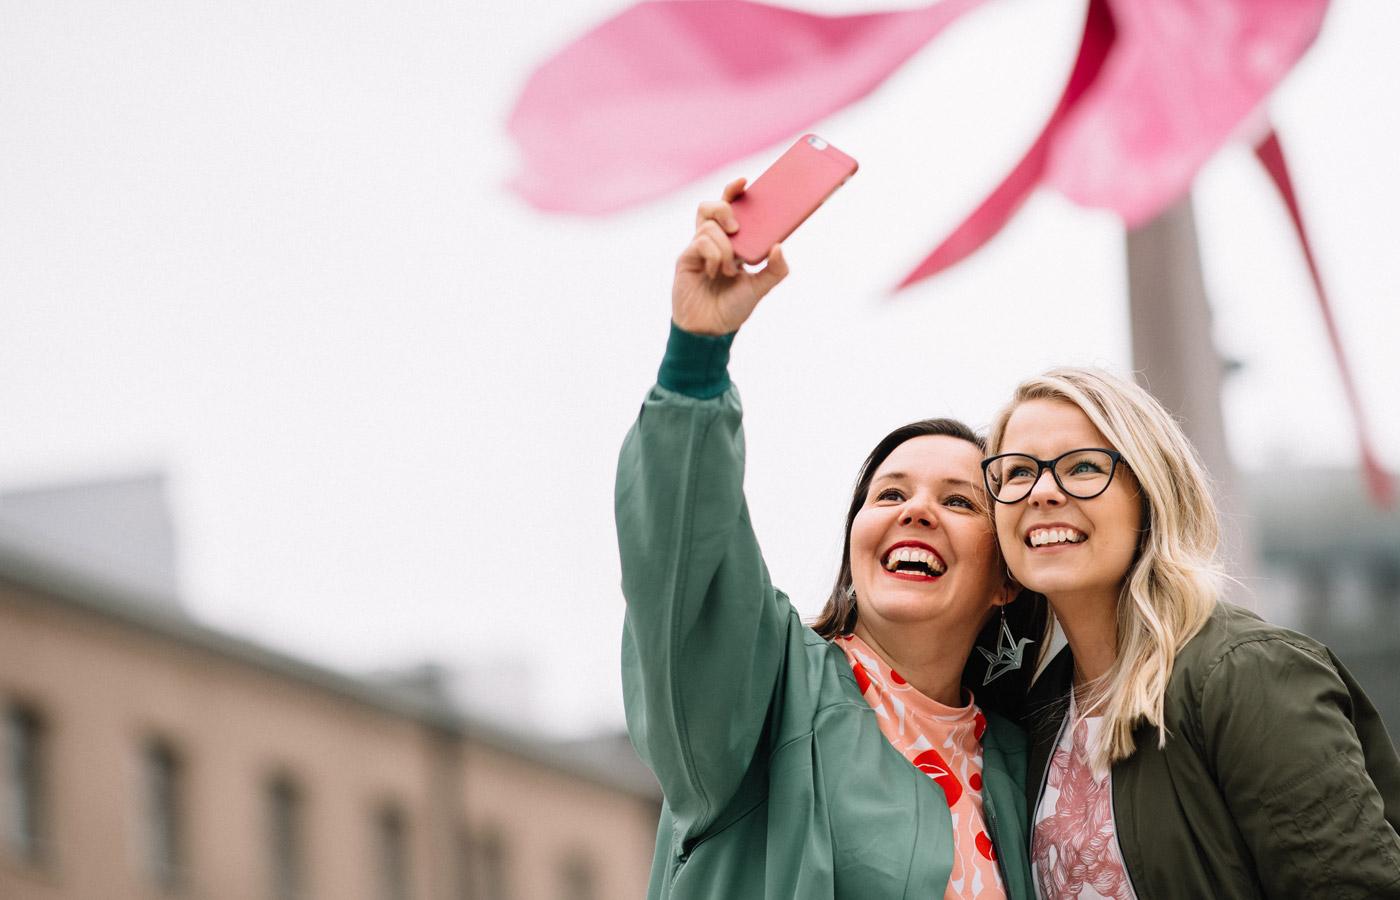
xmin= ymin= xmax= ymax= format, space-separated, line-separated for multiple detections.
xmin=615 ymin=329 xmax=788 ymax=844
xmin=1200 ymin=636 xmax=1400 ymax=898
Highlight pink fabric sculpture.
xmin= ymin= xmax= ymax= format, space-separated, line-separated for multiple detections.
xmin=1254 ymin=130 xmax=1393 ymax=506
xmin=508 ymin=0 xmax=1391 ymax=503
xmin=507 ymin=0 xmax=987 ymax=214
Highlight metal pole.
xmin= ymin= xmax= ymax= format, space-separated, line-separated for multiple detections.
xmin=1125 ymin=193 xmax=1259 ymax=605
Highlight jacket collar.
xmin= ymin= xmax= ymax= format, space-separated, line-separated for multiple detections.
xmin=1023 ymin=646 xmax=1075 ymax=824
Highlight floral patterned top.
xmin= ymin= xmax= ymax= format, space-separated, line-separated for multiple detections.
xmin=838 ymin=633 xmax=1006 ymax=900
xmin=1031 ymin=696 xmax=1138 ymax=900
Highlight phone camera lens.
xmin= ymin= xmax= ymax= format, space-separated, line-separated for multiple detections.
xmin=806 ymin=136 xmax=829 ymax=151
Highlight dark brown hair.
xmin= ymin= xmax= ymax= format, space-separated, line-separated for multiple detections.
xmin=810 ymin=418 xmax=984 ymax=639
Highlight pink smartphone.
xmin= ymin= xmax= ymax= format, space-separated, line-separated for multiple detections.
xmin=729 ymin=134 xmax=859 ymax=265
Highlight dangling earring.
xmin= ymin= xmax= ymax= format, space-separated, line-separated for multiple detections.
xmin=978 ymin=605 xmax=1034 ymax=685
xmin=845 ymin=584 xmax=856 ymax=600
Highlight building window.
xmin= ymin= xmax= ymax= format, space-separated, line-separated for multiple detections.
xmin=459 ymin=826 xmax=509 ymax=900
xmin=558 ymin=851 xmax=596 ymax=900
xmin=144 ymin=738 xmax=184 ymax=891
xmin=268 ymin=775 xmax=304 ymax=900
xmin=4 ymin=704 xmax=46 ymax=863
xmin=376 ymin=804 xmax=411 ymax=900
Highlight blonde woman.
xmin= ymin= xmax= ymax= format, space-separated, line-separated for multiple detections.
xmin=980 ymin=368 xmax=1400 ymax=899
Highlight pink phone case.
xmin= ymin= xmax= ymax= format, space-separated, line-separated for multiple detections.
xmin=729 ymin=135 xmax=859 ymax=265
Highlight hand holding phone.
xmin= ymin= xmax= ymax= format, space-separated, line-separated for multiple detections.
xmin=672 ymin=178 xmax=790 ymax=336
xmin=670 ymin=135 xmax=856 ymax=335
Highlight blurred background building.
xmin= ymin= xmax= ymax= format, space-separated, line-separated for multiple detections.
xmin=0 ymin=475 xmax=660 ymax=900
xmin=1250 ymin=467 xmax=1400 ymax=729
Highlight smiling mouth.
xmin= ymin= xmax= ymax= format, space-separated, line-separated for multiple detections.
xmin=881 ymin=545 xmax=947 ymax=578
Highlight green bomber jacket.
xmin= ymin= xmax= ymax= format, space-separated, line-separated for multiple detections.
xmin=614 ymin=326 xmax=1035 ymax=899
xmin=1023 ymin=602 xmax=1400 ymax=899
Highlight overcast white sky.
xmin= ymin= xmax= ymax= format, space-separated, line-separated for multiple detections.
xmin=2 ymin=0 xmax=1396 ymax=735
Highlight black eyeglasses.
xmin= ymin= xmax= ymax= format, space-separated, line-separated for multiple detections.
xmin=981 ymin=449 xmax=1124 ymax=504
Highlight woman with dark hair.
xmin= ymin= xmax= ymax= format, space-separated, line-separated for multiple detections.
xmin=615 ymin=180 xmax=1035 ymax=899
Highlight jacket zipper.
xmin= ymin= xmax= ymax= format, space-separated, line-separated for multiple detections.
xmin=1109 ymin=775 xmax=1143 ymax=899
xmin=980 ymin=787 xmax=1013 ymax=893
xmin=1030 ymin=711 xmax=1069 ymax=836
xmin=1027 ymin=707 xmax=1069 ymax=899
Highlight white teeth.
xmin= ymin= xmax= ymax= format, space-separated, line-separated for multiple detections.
xmin=881 ymin=546 xmax=946 ymax=575
xmin=1029 ymin=528 xmax=1086 ymax=547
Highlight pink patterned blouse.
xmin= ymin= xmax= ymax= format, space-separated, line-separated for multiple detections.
xmin=837 ymin=633 xmax=1006 ymax=900
xmin=1030 ymin=696 xmax=1138 ymax=900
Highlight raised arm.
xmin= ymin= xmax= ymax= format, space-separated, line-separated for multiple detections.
xmin=616 ymin=180 xmax=791 ymax=842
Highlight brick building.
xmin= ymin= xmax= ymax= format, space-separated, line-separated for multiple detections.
xmin=0 ymin=526 xmax=660 ymax=900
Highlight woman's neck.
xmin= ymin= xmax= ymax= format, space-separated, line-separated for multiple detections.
xmin=1047 ymin=588 xmax=1120 ymax=688
xmin=852 ymin=619 xmax=974 ymax=707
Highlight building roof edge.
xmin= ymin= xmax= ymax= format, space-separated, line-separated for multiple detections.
xmin=0 ymin=539 xmax=660 ymax=802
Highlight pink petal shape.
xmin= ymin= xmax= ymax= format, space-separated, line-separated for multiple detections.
xmin=896 ymin=0 xmax=1115 ymax=289
xmin=1254 ymin=129 xmax=1394 ymax=507
xmin=507 ymin=0 xmax=987 ymax=214
xmin=1046 ymin=0 xmax=1331 ymax=227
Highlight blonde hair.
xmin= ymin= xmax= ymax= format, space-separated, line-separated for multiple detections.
xmin=986 ymin=367 xmax=1222 ymax=771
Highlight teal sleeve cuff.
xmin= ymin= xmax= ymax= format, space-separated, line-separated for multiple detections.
xmin=657 ymin=322 xmax=735 ymax=399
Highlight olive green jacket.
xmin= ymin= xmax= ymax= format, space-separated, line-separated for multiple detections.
xmin=615 ymin=328 xmax=1035 ymax=899
xmin=1024 ymin=603 xmax=1400 ymax=899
